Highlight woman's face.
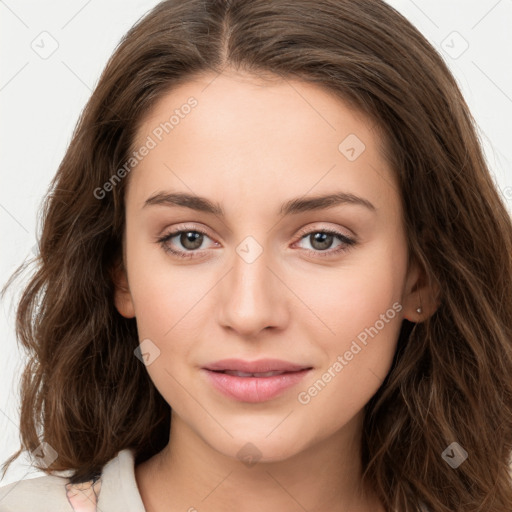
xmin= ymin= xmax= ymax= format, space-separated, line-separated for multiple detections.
xmin=115 ymin=70 xmax=424 ymax=462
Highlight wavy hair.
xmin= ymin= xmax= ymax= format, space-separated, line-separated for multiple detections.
xmin=3 ymin=1 xmax=512 ymax=510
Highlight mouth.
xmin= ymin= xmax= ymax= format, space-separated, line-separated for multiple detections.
xmin=209 ymin=369 xmax=305 ymax=378
xmin=201 ymin=360 xmax=313 ymax=402
xmin=203 ymin=357 xmax=312 ymax=374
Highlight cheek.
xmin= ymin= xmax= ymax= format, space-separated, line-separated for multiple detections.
xmin=292 ymin=238 xmax=407 ymax=396
xmin=123 ymin=232 xmax=203 ymax=386
xmin=288 ymin=261 xmax=406 ymax=451
xmin=293 ymin=237 xmax=407 ymax=341
xmin=127 ymin=260 xmax=205 ymax=410
xmin=125 ymin=224 xmax=204 ymax=336
xmin=129 ymin=266 xmax=206 ymax=376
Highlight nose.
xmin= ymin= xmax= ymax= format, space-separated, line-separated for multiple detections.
xmin=216 ymin=240 xmax=289 ymax=338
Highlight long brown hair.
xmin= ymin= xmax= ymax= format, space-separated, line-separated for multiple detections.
xmin=2 ymin=1 xmax=512 ymax=510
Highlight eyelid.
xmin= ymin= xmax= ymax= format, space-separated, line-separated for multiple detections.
xmin=157 ymin=222 xmax=357 ymax=259
xmin=157 ymin=222 xmax=217 ymax=243
xmin=158 ymin=222 xmax=355 ymax=242
xmin=294 ymin=222 xmax=356 ymax=242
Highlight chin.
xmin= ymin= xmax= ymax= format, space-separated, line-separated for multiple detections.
xmin=205 ymin=431 xmax=306 ymax=466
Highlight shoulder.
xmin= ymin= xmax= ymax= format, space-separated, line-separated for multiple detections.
xmin=0 ymin=472 xmax=74 ymax=512
xmin=0 ymin=448 xmax=145 ymax=512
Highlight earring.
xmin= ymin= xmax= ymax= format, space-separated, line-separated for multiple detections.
xmin=416 ymin=306 xmax=423 ymax=314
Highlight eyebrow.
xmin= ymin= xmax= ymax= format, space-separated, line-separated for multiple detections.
xmin=143 ymin=191 xmax=376 ymax=216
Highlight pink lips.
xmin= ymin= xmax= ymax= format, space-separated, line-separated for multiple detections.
xmin=202 ymin=358 xmax=312 ymax=403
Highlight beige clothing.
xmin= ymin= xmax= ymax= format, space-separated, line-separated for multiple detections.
xmin=0 ymin=449 xmax=145 ymax=512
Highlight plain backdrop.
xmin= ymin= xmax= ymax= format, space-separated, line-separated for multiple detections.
xmin=1 ymin=0 xmax=511 ymax=486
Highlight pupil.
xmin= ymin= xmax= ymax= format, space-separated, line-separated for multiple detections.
xmin=311 ymin=232 xmax=333 ymax=250
xmin=181 ymin=231 xmax=202 ymax=250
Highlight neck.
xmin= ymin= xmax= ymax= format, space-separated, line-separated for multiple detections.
xmin=135 ymin=410 xmax=384 ymax=512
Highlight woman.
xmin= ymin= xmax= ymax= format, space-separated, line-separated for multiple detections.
xmin=1 ymin=1 xmax=512 ymax=511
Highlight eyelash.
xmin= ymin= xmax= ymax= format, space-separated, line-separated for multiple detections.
xmin=156 ymin=225 xmax=357 ymax=260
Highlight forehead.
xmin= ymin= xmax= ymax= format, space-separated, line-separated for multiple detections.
xmin=127 ymin=71 xmax=398 ymax=217
xmin=134 ymin=70 xmax=384 ymax=148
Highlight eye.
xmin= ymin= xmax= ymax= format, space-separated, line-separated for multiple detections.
xmin=157 ymin=227 xmax=217 ymax=259
xmin=293 ymin=228 xmax=357 ymax=258
xmin=157 ymin=225 xmax=357 ymax=260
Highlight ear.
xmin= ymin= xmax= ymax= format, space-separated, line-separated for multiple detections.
xmin=402 ymin=256 xmax=441 ymax=323
xmin=111 ymin=258 xmax=136 ymax=318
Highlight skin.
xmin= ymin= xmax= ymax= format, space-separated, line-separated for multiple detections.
xmin=114 ymin=69 xmax=438 ymax=512
xmin=65 ymin=479 xmax=101 ymax=511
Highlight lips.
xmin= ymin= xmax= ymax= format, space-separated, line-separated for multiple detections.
xmin=201 ymin=358 xmax=313 ymax=402
xmin=220 ymin=370 xmax=288 ymax=377
xmin=203 ymin=358 xmax=311 ymax=374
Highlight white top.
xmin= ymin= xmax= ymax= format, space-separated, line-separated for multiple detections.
xmin=0 ymin=448 xmax=145 ymax=512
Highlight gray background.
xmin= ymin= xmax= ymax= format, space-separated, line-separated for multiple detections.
xmin=1 ymin=0 xmax=511 ymax=485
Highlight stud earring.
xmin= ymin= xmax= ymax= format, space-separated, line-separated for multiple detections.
xmin=416 ymin=306 xmax=423 ymax=314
